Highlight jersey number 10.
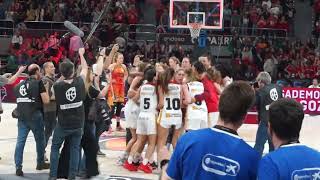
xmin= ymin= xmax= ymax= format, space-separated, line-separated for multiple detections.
xmin=166 ymin=98 xmax=180 ymax=110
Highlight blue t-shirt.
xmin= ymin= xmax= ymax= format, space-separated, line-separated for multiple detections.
xmin=166 ymin=128 xmax=260 ymax=180
xmin=257 ymin=144 xmax=320 ymax=180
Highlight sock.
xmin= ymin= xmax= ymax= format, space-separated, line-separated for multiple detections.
xmin=148 ymin=159 xmax=154 ymax=164
xmin=133 ymin=154 xmax=141 ymax=163
xmin=128 ymin=155 xmax=133 ymax=164
xmin=121 ymin=152 xmax=129 ymax=159
xmin=124 ymin=151 xmax=129 ymax=157
xmin=143 ymin=158 xmax=149 ymax=165
xmin=117 ymin=121 xmax=120 ymax=127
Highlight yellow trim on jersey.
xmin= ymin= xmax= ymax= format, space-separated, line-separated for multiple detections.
xmin=157 ymin=109 xmax=162 ymax=124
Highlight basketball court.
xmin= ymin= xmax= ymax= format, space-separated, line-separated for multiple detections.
xmin=0 ymin=0 xmax=319 ymax=179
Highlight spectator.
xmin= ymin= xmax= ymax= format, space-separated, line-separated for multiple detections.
xmin=223 ymin=3 xmax=232 ymax=28
xmin=263 ymin=56 xmax=275 ymax=77
xmin=257 ymin=16 xmax=267 ymax=29
xmin=52 ymin=8 xmax=64 ymax=22
xmin=231 ymin=10 xmax=241 ymax=27
xmin=92 ymin=6 xmax=101 ymax=22
xmin=277 ymin=16 xmax=289 ymax=32
xmin=262 ymin=0 xmax=272 ymax=9
xmin=12 ymin=31 xmax=23 ymax=50
xmin=241 ymin=46 xmax=253 ymax=65
xmin=127 ymin=4 xmax=138 ymax=24
xmin=242 ymin=13 xmax=250 ymax=34
xmin=249 ymin=5 xmax=259 ymax=33
xmin=0 ymin=2 xmax=5 ymax=19
xmin=114 ymin=7 xmax=125 ymax=23
xmin=257 ymin=99 xmax=320 ymax=179
xmin=159 ymin=8 xmax=169 ymax=26
xmin=308 ymin=78 xmax=320 ymax=88
xmin=232 ymin=0 xmax=242 ymax=11
xmin=26 ymin=4 xmax=37 ymax=21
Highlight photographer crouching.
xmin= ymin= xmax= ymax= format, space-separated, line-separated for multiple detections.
xmin=253 ymin=72 xmax=283 ymax=156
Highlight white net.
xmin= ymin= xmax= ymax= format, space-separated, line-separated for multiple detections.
xmin=188 ymin=23 xmax=202 ymax=39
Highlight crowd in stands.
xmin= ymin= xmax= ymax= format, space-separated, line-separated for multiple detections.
xmin=4 ymin=0 xmax=139 ymax=24
xmin=230 ymin=33 xmax=320 ymax=87
xmin=1 ymin=0 xmax=295 ymax=34
xmin=156 ymin=0 xmax=295 ymax=35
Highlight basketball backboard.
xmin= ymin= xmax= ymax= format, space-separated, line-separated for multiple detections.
xmin=169 ymin=0 xmax=224 ymax=30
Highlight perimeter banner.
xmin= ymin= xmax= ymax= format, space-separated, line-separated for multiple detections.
xmin=158 ymin=34 xmax=233 ymax=46
xmin=283 ymin=88 xmax=320 ymax=114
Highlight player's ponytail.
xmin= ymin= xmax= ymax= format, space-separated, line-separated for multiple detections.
xmin=159 ymin=67 xmax=175 ymax=94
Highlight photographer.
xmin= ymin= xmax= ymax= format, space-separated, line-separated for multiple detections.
xmin=257 ymin=98 xmax=320 ymax=179
xmin=253 ymin=72 xmax=282 ymax=156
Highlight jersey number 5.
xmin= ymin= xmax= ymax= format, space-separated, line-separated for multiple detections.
xmin=166 ymin=98 xmax=180 ymax=110
xmin=144 ymin=98 xmax=150 ymax=109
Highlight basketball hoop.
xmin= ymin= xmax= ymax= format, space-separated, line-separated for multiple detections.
xmin=188 ymin=23 xmax=202 ymax=39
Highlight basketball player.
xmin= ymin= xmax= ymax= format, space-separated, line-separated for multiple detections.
xmin=118 ymin=63 xmax=148 ymax=165
xmin=192 ymin=62 xmax=219 ymax=127
xmin=157 ymin=68 xmax=188 ymax=157
xmin=183 ymin=69 xmax=208 ymax=131
xmin=124 ymin=67 xmax=158 ymax=173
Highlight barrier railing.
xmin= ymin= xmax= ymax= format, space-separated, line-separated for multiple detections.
xmin=127 ymin=24 xmax=157 ymax=41
xmin=0 ymin=20 xmax=289 ymax=46
xmin=157 ymin=25 xmax=288 ymax=37
xmin=0 ymin=20 xmax=14 ymax=35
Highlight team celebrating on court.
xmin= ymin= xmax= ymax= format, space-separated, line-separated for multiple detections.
xmin=8 ymin=41 xmax=320 ymax=179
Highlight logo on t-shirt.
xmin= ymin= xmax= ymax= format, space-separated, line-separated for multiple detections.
xmin=270 ymin=88 xmax=279 ymax=101
xmin=19 ymin=84 xmax=27 ymax=96
xmin=66 ymin=87 xmax=76 ymax=102
xmin=201 ymin=154 xmax=240 ymax=176
xmin=291 ymin=167 xmax=320 ymax=180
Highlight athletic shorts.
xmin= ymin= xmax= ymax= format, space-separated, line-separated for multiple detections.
xmin=157 ymin=110 xmax=182 ymax=129
xmin=137 ymin=112 xmax=157 ymax=135
xmin=124 ymin=100 xmax=140 ymax=129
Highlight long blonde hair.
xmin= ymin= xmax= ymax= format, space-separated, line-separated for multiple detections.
xmin=112 ymin=52 xmax=123 ymax=64
xmin=184 ymin=69 xmax=197 ymax=82
xmin=207 ymin=67 xmax=222 ymax=83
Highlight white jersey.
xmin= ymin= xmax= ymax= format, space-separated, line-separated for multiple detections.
xmin=186 ymin=81 xmax=208 ymax=130
xmin=160 ymin=83 xmax=182 ymax=128
xmin=139 ymin=83 xmax=157 ymax=113
xmin=137 ymin=83 xmax=158 ymax=135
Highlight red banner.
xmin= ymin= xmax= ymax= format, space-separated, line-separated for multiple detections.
xmin=244 ymin=87 xmax=320 ymax=124
xmin=282 ymin=88 xmax=320 ymax=115
xmin=1 ymin=76 xmax=27 ymax=103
